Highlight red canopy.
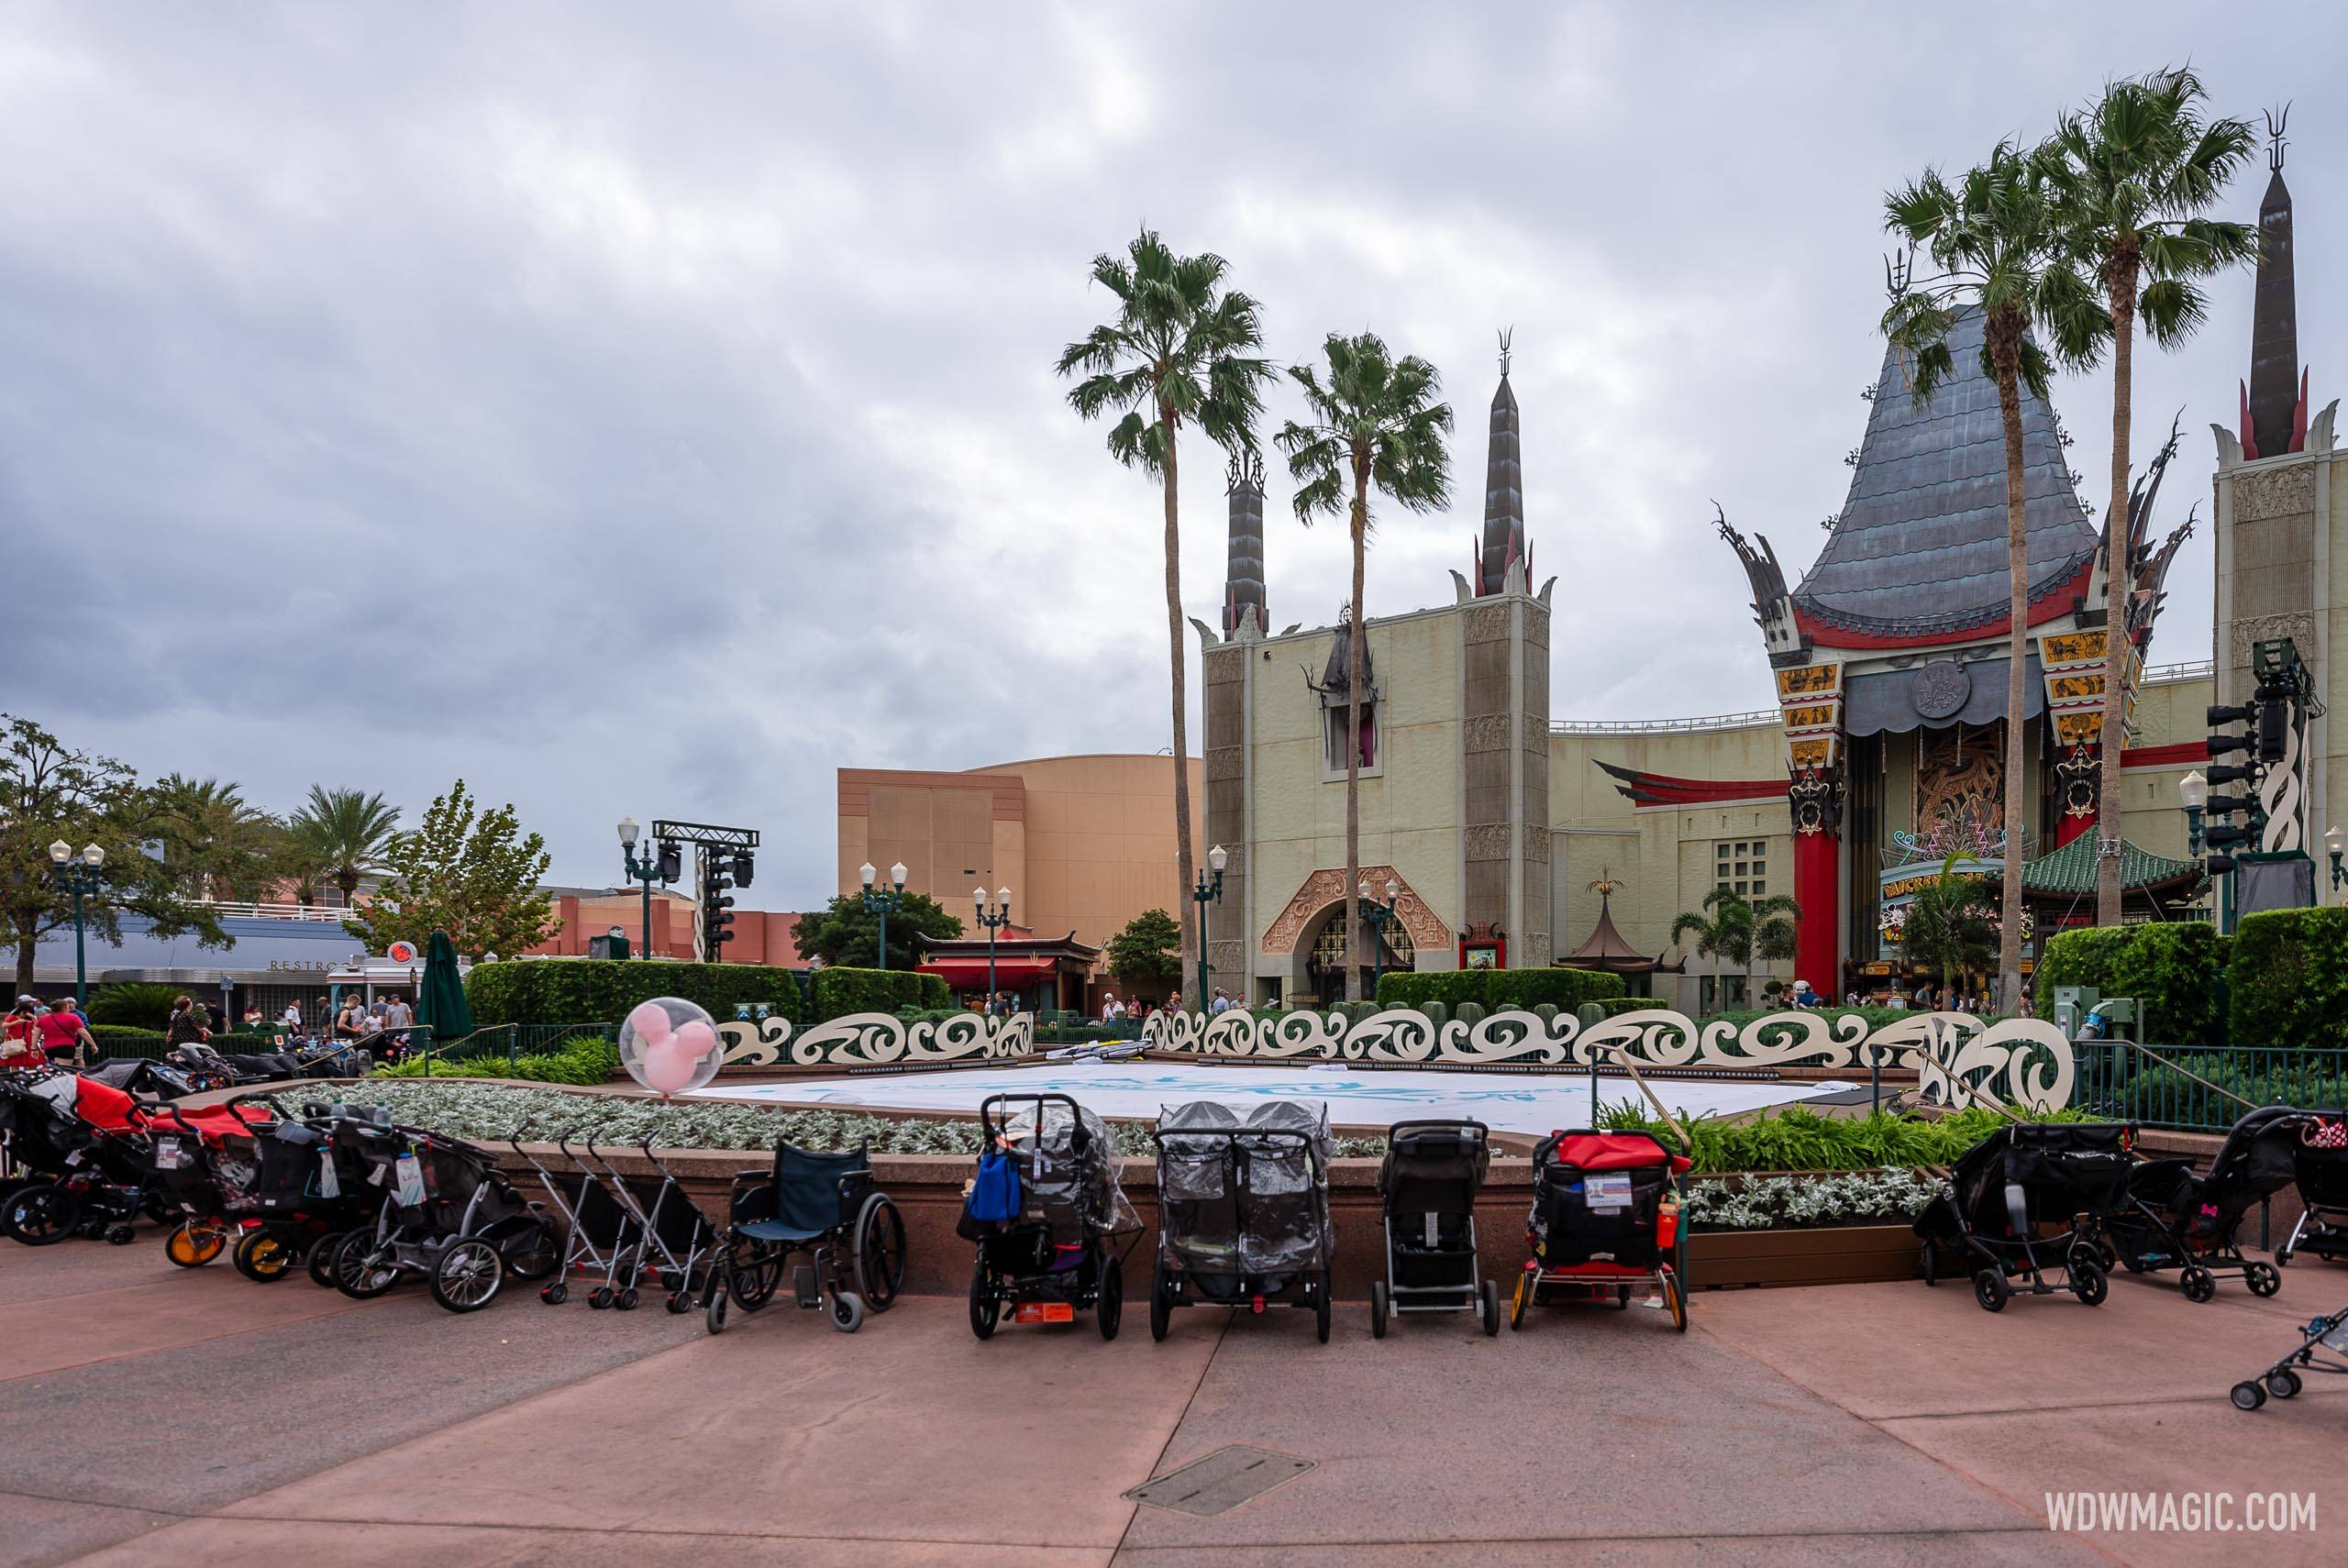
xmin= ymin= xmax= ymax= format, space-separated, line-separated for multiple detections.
xmin=920 ymin=957 xmax=1064 ymax=987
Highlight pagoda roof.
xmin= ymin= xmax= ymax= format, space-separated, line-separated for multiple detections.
xmin=1558 ymin=892 xmax=1685 ymax=977
xmin=2019 ymin=833 xmax=2205 ymax=900
xmin=1795 ymin=309 xmax=2100 ymax=647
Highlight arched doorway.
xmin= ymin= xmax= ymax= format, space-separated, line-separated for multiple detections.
xmin=1298 ymin=898 xmax=1416 ymax=1004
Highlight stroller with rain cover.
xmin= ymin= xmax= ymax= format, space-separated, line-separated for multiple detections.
xmin=1512 ymin=1129 xmax=1690 ymax=1332
xmin=2276 ymin=1109 xmax=2348 ymax=1267
xmin=326 ymin=1121 xmax=558 ymax=1312
xmin=1915 ymin=1121 xmax=2132 ymax=1311
xmin=703 ymin=1141 xmax=903 ymax=1335
xmin=0 ymin=1069 xmax=156 ymax=1245
xmin=1374 ymin=1120 xmax=1500 ymax=1337
xmin=2102 ymin=1104 xmax=2307 ymax=1301
xmin=963 ymin=1093 xmax=1143 ymax=1340
xmin=1149 ymin=1100 xmax=1335 ymax=1343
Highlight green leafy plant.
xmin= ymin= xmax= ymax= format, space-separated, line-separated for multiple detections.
xmin=343 ymin=779 xmax=554 ymax=962
xmin=1105 ymin=908 xmax=1184 ymax=993
xmin=1593 ymin=1099 xmax=2102 ymax=1175
xmin=86 ymin=982 xmax=184 ymax=1031
xmin=792 ymin=891 xmax=963 ymax=971
xmin=1375 ymin=968 xmax=1625 ymax=1013
xmin=289 ymin=785 xmax=402 ymax=907
xmin=372 ymin=1033 xmax=617 ymax=1084
xmin=465 ymin=958 xmax=803 ymax=1029
xmin=2228 ymin=908 xmax=2348 ymax=1050
xmin=2036 ymin=920 xmax=2228 ymax=1044
xmin=807 ymin=966 xmax=936 ymax=1022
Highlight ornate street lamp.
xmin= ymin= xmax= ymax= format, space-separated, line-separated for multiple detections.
xmin=1360 ymin=877 xmax=1401 ymax=998
xmin=49 ymin=840 xmax=105 ymax=1010
xmin=973 ymin=885 xmax=1013 ymax=1010
xmin=1191 ymin=845 xmax=1227 ymax=1016
xmin=2328 ymin=824 xmax=2345 ymax=895
xmin=859 ymin=860 xmax=909 ymax=970
xmin=2177 ymin=770 xmax=2208 ymax=857
xmin=616 ymin=817 xmax=664 ymax=958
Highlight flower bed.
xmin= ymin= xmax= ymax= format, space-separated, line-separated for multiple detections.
xmin=1682 ymin=1168 xmax=1935 ymax=1231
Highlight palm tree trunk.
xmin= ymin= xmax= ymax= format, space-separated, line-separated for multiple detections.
xmin=1343 ymin=460 xmax=1368 ymax=1003
xmin=1989 ymin=320 xmax=2030 ymax=1010
xmin=2096 ymin=256 xmax=2137 ymax=928
xmin=1160 ymin=423 xmax=1200 ymax=1012
xmin=13 ymin=919 xmax=34 ymax=995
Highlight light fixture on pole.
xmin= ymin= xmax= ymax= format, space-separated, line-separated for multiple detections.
xmin=2328 ymin=824 xmax=2345 ymax=894
xmin=616 ymin=816 xmax=662 ymax=958
xmin=859 ymin=860 xmax=909 ymax=970
xmin=973 ymin=885 xmax=1013 ymax=1011
xmin=1191 ymin=844 xmax=1228 ymax=1016
xmin=49 ymin=840 xmax=105 ymax=1011
xmin=2177 ymin=770 xmax=2208 ymax=858
xmin=1360 ymin=877 xmax=1401 ymax=997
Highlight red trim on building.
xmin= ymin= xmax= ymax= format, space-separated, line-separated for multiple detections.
xmin=1795 ymin=558 xmax=2092 ymax=650
xmin=1596 ymin=762 xmax=1789 ymax=809
xmin=1792 ymin=831 xmax=1839 ymax=996
xmin=2053 ymin=813 xmax=2095 ymax=848
xmin=2121 ymin=741 xmax=2210 ymax=769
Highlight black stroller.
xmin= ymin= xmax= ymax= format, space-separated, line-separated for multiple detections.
xmin=963 ymin=1093 xmax=1143 ymax=1341
xmin=1373 ymin=1120 xmax=1500 ymax=1337
xmin=326 ymin=1121 xmax=558 ymax=1312
xmin=703 ymin=1141 xmax=903 ymax=1335
xmin=2102 ymin=1105 xmax=2306 ymax=1301
xmin=0 ymin=1069 xmax=152 ymax=1245
xmin=2275 ymin=1110 xmax=2348 ymax=1267
xmin=2230 ymin=1303 xmax=2348 ymax=1409
xmin=1149 ymin=1100 xmax=1335 ymax=1343
xmin=1916 ymin=1121 xmax=2132 ymax=1311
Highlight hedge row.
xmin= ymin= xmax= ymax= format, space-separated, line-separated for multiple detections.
xmin=2034 ymin=921 xmax=2229 ymax=1046
xmin=809 ymin=966 xmax=949 ymax=1021
xmin=1374 ymin=966 xmax=1626 ymax=1012
xmin=463 ymin=959 xmax=950 ymax=1031
xmin=2230 ymin=906 xmax=2348 ymax=1051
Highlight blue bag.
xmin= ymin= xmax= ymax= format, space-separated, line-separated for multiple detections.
xmin=966 ymin=1150 xmax=1022 ymax=1222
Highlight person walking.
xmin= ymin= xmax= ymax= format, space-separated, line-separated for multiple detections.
xmin=1 ymin=999 xmax=42 ymax=1066
xmin=163 ymin=995 xmax=210 ymax=1050
xmin=38 ymin=999 xmax=97 ymax=1066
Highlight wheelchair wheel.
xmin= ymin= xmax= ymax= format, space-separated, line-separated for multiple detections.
xmin=853 ymin=1194 xmax=907 ymax=1313
xmin=1149 ymin=1259 xmax=1172 ymax=1343
xmin=725 ymin=1236 xmax=782 ymax=1310
xmin=8 ymin=1184 xmax=83 ymax=1245
xmin=233 ymin=1229 xmax=296 ymax=1283
xmin=1097 ymin=1253 xmax=1124 ymax=1342
xmin=704 ymin=1281 xmax=729 ymax=1334
xmin=830 ymin=1290 xmax=864 ymax=1333
xmin=969 ymin=1259 xmax=999 ymax=1341
xmin=430 ymin=1238 xmax=504 ymax=1314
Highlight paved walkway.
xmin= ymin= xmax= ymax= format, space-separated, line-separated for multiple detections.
xmin=2 ymin=1238 xmax=2339 ymax=1566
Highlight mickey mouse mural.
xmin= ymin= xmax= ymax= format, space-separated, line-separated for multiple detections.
xmin=619 ymin=998 xmax=725 ymax=1097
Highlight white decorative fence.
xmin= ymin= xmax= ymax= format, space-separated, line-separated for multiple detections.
xmin=717 ymin=1011 xmax=1033 ymax=1068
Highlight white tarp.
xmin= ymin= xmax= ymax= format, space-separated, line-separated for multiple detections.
xmin=686 ymin=1063 xmax=1858 ymax=1135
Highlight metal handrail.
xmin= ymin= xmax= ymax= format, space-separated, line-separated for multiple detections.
xmin=1550 ymin=708 xmax=1781 ymax=736
xmin=189 ymin=899 xmax=352 ymax=922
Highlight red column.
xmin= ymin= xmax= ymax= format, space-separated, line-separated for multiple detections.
xmin=2053 ymin=810 xmax=2095 ymax=848
xmin=1793 ymin=827 xmax=1841 ymax=995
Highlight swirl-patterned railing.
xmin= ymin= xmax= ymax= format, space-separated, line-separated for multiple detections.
xmin=716 ymin=1011 xmax=1034 ymax=1069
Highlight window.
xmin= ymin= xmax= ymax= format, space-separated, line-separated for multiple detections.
xmin=1324 ymin=701 xmax=1378 ymax=773
xmin=1714 ymin=838 xmax=1768 ymax=898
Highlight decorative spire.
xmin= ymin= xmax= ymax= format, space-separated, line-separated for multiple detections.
xmin=1476 ymin=327 xmax=1526 ymax=596
xmin=2243 ymin=105 xmax=2307 ymax=459
xmin=1223 ymin=449 xmax=1267 ymax=637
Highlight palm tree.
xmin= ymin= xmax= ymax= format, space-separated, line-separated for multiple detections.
xmin=2040 ymin=71 xmax=2257 ymax=927
xmin=1056 ymin=230 xmax=1271 ymax=1007
xmin=1672 ymin=888 xmax=1756 ymax=1011
xmin=1278 ymin=332 xmax=1453 ymax=1000
xmin=1883 ymin=141 xmax=2100 ymax=1012
xmin=1901 ymin=856 xmax=2000 ymax=1004
xmin=150 ymin=774 xmax=279 ymax=901
xmin=289 ymin=786 xmax=402 ymax=907
xmin=1746 ymin=891 xmax=1802 ymax=1002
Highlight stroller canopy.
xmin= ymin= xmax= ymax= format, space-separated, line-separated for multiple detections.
xmin=1157 ymin=1099 xmax=1333 ymax=1277
xmin=999 ymin=1097 xmax=1140 ymax=1244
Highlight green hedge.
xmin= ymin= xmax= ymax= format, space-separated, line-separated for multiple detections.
xmin=1375 ymin=967 xmax=1626 ymax=1012
xmin=90 ymin=1024 xmax=166 ymax=1050
xmin=2035 ymin=921 xmax=2228 ymax=1045
xmin=806 ymin=966 xmax=947 ymax=1022
xmin=2230 ymin=907 xmax=2348 ymax=1050
xmin=464 ymin=959 xmax=805 ymax=1029
xmin=374 ymin=1033 xmax=618 ymax=1084
xmin=1598 ymin=996 xmax=1668 ymax=1018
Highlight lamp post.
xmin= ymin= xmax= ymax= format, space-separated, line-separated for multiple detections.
xmin=1360 ymin=876 xmax=1401 ymax=998
xmin=858 ymin=861 xmax=908 ymax=970
xmin=1190 ymin=844 xmax=1227 ymax=1016
xmin=2178 ymin=770 xmax=2208 ymax=857
xmin=972 ymin=885 xmax=1013 ymax=1010
xmin=616 ymin=817 xmax=659 ymax=958
xmin=2328 ymin=825 xmax=2345 ymax=895
xmin=48 ymin=841 xmax=105 ymax=1011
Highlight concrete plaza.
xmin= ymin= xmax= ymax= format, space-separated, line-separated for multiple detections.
xmin=2 ymin=1239 xmax=2339 ymax=1566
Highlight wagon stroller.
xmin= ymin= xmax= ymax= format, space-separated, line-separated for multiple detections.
xmin=326 ymin=1121 xmax=558 ymax=1313
xmin=1915 ymin=1121 xmax=2132 ymax=1311
xmin=1512 ymin=1129 xmax=1690 ymax=1332
xmin=2102 ymin=1104 xmax=2307 ymax=1301
xmin=963 ymin=1093 xmax=1143 ymax=1340
xmin=2275 ymin=1110 xmax=2348 ymax=1267
xmin=703 ymin=1140 xmax=904 ymax=1336
xmin=0 ymin=1070 xmax=154 ymax=1245
xmin=1373 ymin=1119 xmax=1500 ymax=1337
xmin=1149 ymin=1100 xmax=1335 ymax=1343
xmin=565 ymin=1139 xmax=719 ymax=1313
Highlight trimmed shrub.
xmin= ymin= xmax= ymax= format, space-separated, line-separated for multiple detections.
xmin=374 ymin=1033 xmax=618 ymax=1084
xmin=919 ymin=974 xmax=952 ymax=1010
xmin=2230 ymin=907 xmax=2348 ymax=1050
xmin=2036 ymin=922 xmax=2227 ymax=1045
xmin=89 ymin=1024 xmax=166 ymax=1052
xmin=86 ymin=982 xmax=183 ymax=1031
xmin=464 ymin=959 xmax=803 ymax=1029
xmin=807 ymin=966 xmax=931 ymax=1023
xmin=1598 ymin=996 xmax=1667 ymax=1018
xmin=1486 ymin=967 xmax=1626 ymax=1010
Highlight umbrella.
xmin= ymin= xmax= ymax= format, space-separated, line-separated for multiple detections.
xmin=418 ymin=929 xmax=472 ymax=1043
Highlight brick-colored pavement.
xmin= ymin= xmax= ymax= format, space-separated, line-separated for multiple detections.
xmin=2 ymin=1235 xmax=2339 ymax=1566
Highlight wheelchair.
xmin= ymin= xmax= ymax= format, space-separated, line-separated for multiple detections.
xmin=703 ymin=1140 xmax=905 ymax=1334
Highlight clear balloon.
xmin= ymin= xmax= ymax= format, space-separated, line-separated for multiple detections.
xmin=616 ymin=997 xmax=724 ymax=1097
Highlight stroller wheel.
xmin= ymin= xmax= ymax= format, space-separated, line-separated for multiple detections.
xmin=306 ymin=1231 xmax=349 ymax=1289
xmin=2265 ymin=1367 xmax=2302 ymax=1399
xmin=104 ymin=1223 xmax=138 ymax=1247
xmin=166 ymin=1222 xmax=227 ymax=1268
xmin=2276 ymin=1245 xmax=2293 ymax=1267
xmin=1920 ymin=1242 xmax=1936 ymax=1286
xmin=704 ymin=1283 xmax=729 ymax=1334
xmin=1149 ymin=1259 xmax=1171 ymax=1343
xmin=429 ymin=1238 xmax=504 ymax=1314
xmin=2181 ymin=1265 xmax=2217 ymax=1304
xmin=615 ymin=1286 xmax=639 ymax=1311
xmin=1481 ymin=1278 xmax=1501 ymax=1337
xmin=1615 ymin=1285 xmax=1632 ymax=1310
xmin=491 ymin=1216 xmax=559 ymax=1283
xmin=1313 ymin=1276 xmax=1331 ymax=1344
xmin=331 ymin=1234 xmax=402 ymax=1300
xmin=1097 ymin=1254 xmax=1124 ymax=1342
xmin=588 ymin=1287 xmax=615 ymax=1309
xmin=4 ymin=1184 xmax=81 ymax=1246
xmin=1509 ymin=1271 xmax=1530 ymax=1331
xmin=969 ymin=1260 xmax=999 ymax=1342
xmin=1369 ymin=1282 xmax=1388 ymax=1340
xmin=1972 ymin=1269 xmax=2010 ymax=1313
xmin=2232 ymin=1380 xmax=2267 ymax=1411
xmin=665 ymin=1292 xmax=690 ymax=1315
xmin=2096 ymin=1239 xmax=2119 ymax=1273
xmin=2069 ymin=1258 xmax=2109 ymax=1307
xmin=1661 ymin=1272 xmax=1688 ymax=1333
xmin=2245 ymin=1263 xmax=2283 ymax=1298
xmin=233 ymin=1229 xmax=295 ymax=1282
xmin=829 ymin=1290 xmax=865 ymax=1333
xmin=2121 ymin=1252 xmax=2151 ymax=1274
xmin=541 ymin=1282 xmax=570 ymax=1306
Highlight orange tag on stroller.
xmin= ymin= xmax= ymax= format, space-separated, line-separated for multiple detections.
xmin=1013 ymin=1303 xmax=1075 ymax=1324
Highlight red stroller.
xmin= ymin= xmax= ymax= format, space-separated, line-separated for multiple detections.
xmin=1511 ymin=1130 xmax=1691 ymax=1332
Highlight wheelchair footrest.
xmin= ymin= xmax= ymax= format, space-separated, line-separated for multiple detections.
xmin=792 ymin=1264 xmax=820 ymax=1308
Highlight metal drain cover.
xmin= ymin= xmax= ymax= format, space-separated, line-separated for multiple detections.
xmin=1124 ymin=1445 xmax=1315 ymax=1517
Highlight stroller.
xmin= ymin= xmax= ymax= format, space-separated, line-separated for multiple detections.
xmin=537 ymin=1138 xmax=718 ymax=1313
xmin=325 ymin=1121 xmax=558 ymax=1312
xmin=963 ymin=1093 xmax=1143 ymax=1341
xmin=1373 ymin=1120 xmax=1500 ymax=1337
xmin=1915 ymin=1121 xmax=2132 ymax=1311
xmin=1512 ymin=1130 xmax=1690 ymax=1332
xmin=703 ymin=1141 xmax=903 ymax=1335
xmin=0 ymin=1069 xmax=155 ymax=1245
xmin=1149 ymin=1100 xmax=1335 ymax=1343
xmin=2276 ymin=1110 xmax=2348 ymax=1267
xmin=2102 ymin=1105 xmax=2307 ymax=1301
xmin=2230 ymin=1303 xmax=2348 ymax=1409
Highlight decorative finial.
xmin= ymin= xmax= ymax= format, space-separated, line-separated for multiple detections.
xmin=1588 ymin=867 xmax=1623 ymax=900
xmin=1497 ymin=326 xmax=1512 ymax=378
xmin=2266 ymin=103 xmax=2290 ymax=173
xmin=1224 ymin=449 xmax=1264 ymax=493
xmin=1884 ymin=248 xmax=1913 ymax=301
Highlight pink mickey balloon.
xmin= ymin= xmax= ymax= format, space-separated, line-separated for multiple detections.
xmin=625 ymin=1000 xmax=674 ymax=1048
xmin=671 ymin=1019 xmax=718 ymax=1066
xmin=640 ymin=1035 xmax=700 ymax=1096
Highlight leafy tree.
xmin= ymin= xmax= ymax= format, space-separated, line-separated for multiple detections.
xmin=1 ymin=714 xmax=227 ymax=992
xmin=291 ymin=785 xmax=403 ymax=907
xmin=1672 ymin=888 xmax=1755 ymax=1009
xmin=1279 ymin=332 xmax=1452 ymax=999
xmin=1883 ymin=141 xmax=2097 ymax=1009
xmin=1748 ymin=891 xmax=1803 ymax=999
xmin=150 ymin=773 xmax=283 ymax=901
xmin=1902 ymin=856 xmax=2000 ymax=1000
xmin=2040 ymin=70 xmax=2256 ymax=926
xmin=342 ymin=779 xmax=553 ymax=962
xmin=1105 ymin=907 xmax=1184 ymax=994
xmin=1056 ymin=228 xmax=1271 ymax=1003
xmin=792 ymin=890 xmax=963 ymax=971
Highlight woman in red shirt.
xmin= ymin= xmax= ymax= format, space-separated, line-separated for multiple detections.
xmin=37 ymin=999 xmax=95 ymax=1066
xmin=1 ymin=999 xmax=42 ymax=1066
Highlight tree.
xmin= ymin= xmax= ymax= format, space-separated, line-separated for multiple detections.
xmin=1105 ymin=907 xmax=1184 ymax=996
xmin=2040 ymin=70 xmax=2257 ymax=927
xmin=792 ymin=891 xmax=963 ymax=971
xmin=1746 ymin=892 xmax=1803 ymax=1000
xmin=150 ymin=774 xmax=282 ymax=902
xmin=1278 ymin=332 xmax=1453 ymax=999
xmin=1883 ymin=141 xmax=2099 ymax=1011
xmin=1671 ymin=889 xmax=1756 ymax=1010
xmin=1056 ymin=229 xmax=1271 ymax=1005
xmin=342 ymin=779 xmax=553 ymax=962
xmin=290 ymin=785 xmax=403 ymax=907
xmin=0 ymin=714 xmax=227 ymax=992
xmin=1901 ymin=856 xmax=2000 ymax=1001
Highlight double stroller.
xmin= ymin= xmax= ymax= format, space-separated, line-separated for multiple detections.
xmin=1149 ymin=1100 xmax=1335 ymax=1343
xmin=1512 ymin=1129 xmax=1691 ymax=1332
xmin=324 ymin=1120 xmax=559 ymax=1312
xmin=962 ymin=1093 xmax=1143 ymax=1340
xmin=1372 ymin=1120 xmax=1500 ymax=1337
xmin=0 ymin=1069 xmax=157 ymax=1244
xmin=2275 ymin=1109 xmax=2348 ymax=1267
xmin=1916 ymin=1121 xmax=2134 ymax=1311
xmin=2102 ymin=1105 xmax=2307 ymax=1301
xmin=703 ymin=1141 xmax=905 ymax=1335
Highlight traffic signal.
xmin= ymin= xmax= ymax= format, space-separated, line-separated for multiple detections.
xmin=703 ymin=856 xmax=737 ymax=955
xmin=732 ymin=849 xmax=755 ymax=889
xmin=656 ymin=839 xmax=682 ymax=884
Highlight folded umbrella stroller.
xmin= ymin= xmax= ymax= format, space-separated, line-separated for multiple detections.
xmin=2230 ymin=1302 xmax=2348 ymax=1409
xmin=2276 ymin=1110 xmax=2348 ymax=1268
xmin=1149 ymin=1099 xmax=1335 ymax=1343
xmin=1915 ymin=1121 xmax=2133 ymax=1311
xmin=2102 ymin=1104 xmax=2309 ymax=1301
xmin=963 ymin=1092 xmax=1143 ymax=1340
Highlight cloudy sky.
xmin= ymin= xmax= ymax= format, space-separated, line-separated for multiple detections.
xmin=4 ymin=2 xmax=2336 ymax=901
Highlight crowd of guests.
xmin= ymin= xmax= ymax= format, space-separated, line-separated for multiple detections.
xmin=1 ymin=996 xmax=99 ymax=1067
xmin=0 ymin=988 xmax=424 ymax=1071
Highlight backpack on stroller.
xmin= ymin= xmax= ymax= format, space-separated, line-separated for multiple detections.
xmin=1915 ymin=1121 xmax=2132 ymax=1311
xmin=2275 ymin=1110 xmax=2348 ymax=1267
xmin=2102 ymin=1104 xmax=2307 ymax=1301
xmin=1372 ymin=1120 xmax=1500 ymax=1338
xmin=1512 ymin=1130 xmax=1691 ymax=1333
xmin=325 ymin=1121 xmax=557 ymax=1313
xmin=0 ymin=1069 xmax=154 ymax=1245
xmin=963 ymin=1093 xmax=1143 ymax=1341
xmin=1148 ymin=1100 xmax=1335 ymax=1343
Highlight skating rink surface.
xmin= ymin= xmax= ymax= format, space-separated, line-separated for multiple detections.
xmin=688 ymin=1062 xmax=1858 ymax=1134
